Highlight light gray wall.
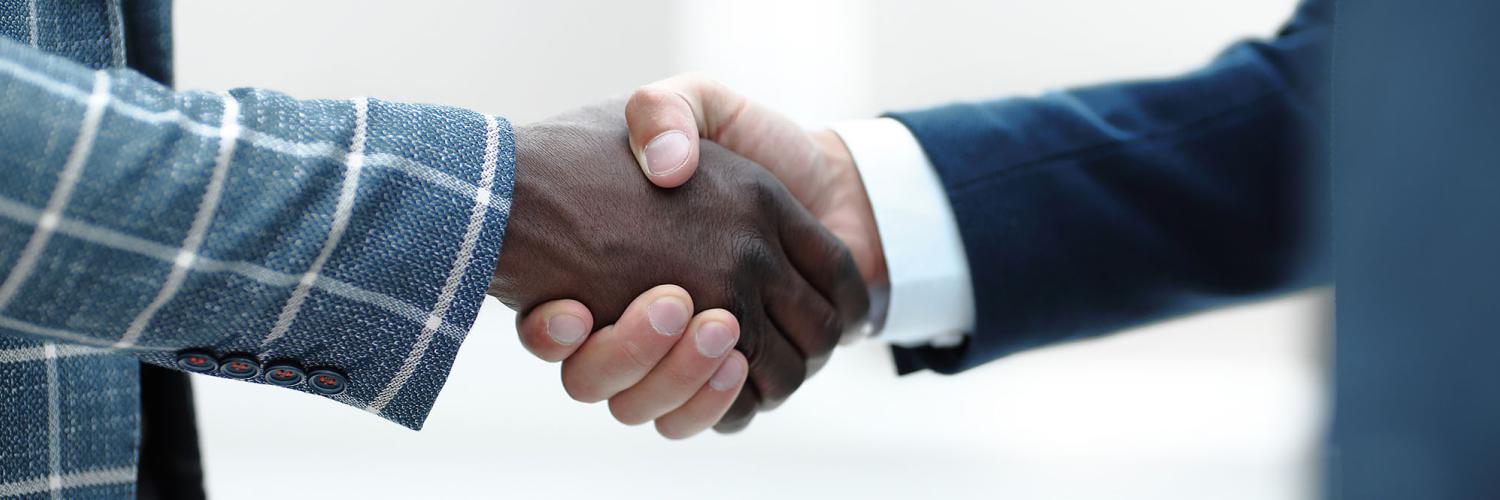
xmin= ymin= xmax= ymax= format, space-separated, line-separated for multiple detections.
xmin=176 ymin=0 xmax=675 ymax=122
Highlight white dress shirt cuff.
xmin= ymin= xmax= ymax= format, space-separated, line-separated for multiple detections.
xmin=829 ymin=118 xmax=975 ymax=348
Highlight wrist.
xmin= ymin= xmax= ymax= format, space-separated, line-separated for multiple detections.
xmin=809 ymin=128 xmax=888 ymax=290
xmin=489 ymin=124 xmax=561 ymax=305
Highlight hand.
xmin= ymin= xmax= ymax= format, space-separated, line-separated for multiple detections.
xmin=519 ymin=284 xmax=749 ymax=439
xmin=517 ymin=76 xmax=885 ymax=434
xmin=491 ymin=100 xmax=869 ymax=437
xmin=624 ymin=73 xmax=885 ymax=288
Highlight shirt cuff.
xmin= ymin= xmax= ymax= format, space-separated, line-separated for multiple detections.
xmin=829 ymin=118 xmax=975 ymax=347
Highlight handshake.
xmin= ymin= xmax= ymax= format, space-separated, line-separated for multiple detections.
xmin=487 ymin=74 xmax=882 ymax=438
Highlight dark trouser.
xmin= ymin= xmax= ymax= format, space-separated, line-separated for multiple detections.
xmin=136 ymin=364 xmax=206 ymax=500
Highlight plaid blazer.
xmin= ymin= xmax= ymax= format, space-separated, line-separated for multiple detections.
xmin=0 ymin=0 xmax=514 ymax=497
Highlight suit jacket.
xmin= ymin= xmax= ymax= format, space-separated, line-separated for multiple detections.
xmin=885 ymin=0 xmax=1331 ymax=375
xmin=0 ymin=0 xmax=513 ymax=496
xmin=887 ymin=0 xmax=1500 ymax=496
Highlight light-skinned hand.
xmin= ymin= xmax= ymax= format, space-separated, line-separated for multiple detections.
xmin=517 ymin=74 xmax=885 ymax=434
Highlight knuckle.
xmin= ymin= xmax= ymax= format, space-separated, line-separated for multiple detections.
xmin=628 ymin=85 xmax=675 ymax=109
xmin=760 ymin=366 xmax=806 ymax=406
xmin=713 ymin=410 xmax=753 ymax=434
xmin=750 ymin=174 xmax=782 ymax=211
xmin=723 ymin=237 xmax=775 ymax=313
xmin=656 ymin=421 xmax=693 ymax=441
xmin=561 ymin=363 xmax=607 ymax=403
xmin=828 ymin=239 xmax=858 ymax=274
xmin=561 ymin=379 xmax=602 ymax=404
xmin=805 ymin=351 xmax=832 ymax=378
xmin=737 ymin=318 xmax=769 ymax=364
xmin=731 ymin=229 xmax=775 ymax=275
xmin=749 ymin=345 xmax=807 ymax=407
xmin=811 ymin=306 xmax=844 ymax=356
xmin=662 ymin=363 xmax=704 ymax=389
xmin=620 ymin=340 xmax=659 ymax=371
xmin=607 ymin=399 xmax=651 ymax=426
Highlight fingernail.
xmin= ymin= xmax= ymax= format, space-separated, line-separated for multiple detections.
xmin=647 ymin=297 xmax=689 ymax=336
xmin=546 ymin=314 xmax=587 ymax=345
xmin=709 ymin=358 xmax=744 ymax=391
xmin=643 ymin=130 xmax=690 ymax=176
xmin=694 ymin=321 xmax=736 ymax=358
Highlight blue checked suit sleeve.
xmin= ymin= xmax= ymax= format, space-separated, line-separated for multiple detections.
xmin=885 ymin=0 xmax=1331 ymax=375
xmin=0 ymin=36 xmax=512 ymax=429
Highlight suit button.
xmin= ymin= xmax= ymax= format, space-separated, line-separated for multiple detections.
xmin=307 ymin=369 xmax=349 ymax=396
xmin=263 ymin=364 xmax=306 ymax=387
xmin=218 ymin=355 xmax=261 ymax=379
xmin=175 ymin=351 xmax=218 ymax=373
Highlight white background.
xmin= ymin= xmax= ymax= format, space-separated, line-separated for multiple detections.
xmin=174 ymin=1 xmax=1325 ymax=499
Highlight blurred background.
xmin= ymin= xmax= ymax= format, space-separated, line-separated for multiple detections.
xmin=175 ymin=1 xmax=1325 ymax=498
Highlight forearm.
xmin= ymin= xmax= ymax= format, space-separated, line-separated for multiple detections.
xmin=0 ymin=37 xmax=512 ymax=427
xmin=887 ymin=0 xmax=1332 ymax=374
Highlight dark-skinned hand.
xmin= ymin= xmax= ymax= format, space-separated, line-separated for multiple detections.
xmin=490 ymin=101 xmax=868 ymax=437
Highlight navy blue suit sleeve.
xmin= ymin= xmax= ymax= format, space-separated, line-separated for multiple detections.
xmin=886 ymin=0 xmax=1331 ymax=374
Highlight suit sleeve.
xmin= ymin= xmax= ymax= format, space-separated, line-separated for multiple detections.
xmin=0 ymin=36 xmax=513 ymax=429
xmin=885 ymin=0 xmax=1331 ymax=374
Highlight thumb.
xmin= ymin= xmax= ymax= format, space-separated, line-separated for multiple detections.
xmin=624 ymin=74 xmax=745 ymax=188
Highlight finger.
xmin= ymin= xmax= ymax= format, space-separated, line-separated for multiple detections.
xmin=515 ymin=299 xmax=594 ymax=362
xmin=740 ymin=311 xmax=807 ymax=410
xmin=779 ymin=194 xmax=871 ymax=341
xmin=608 ymin=309 xmax=740 ymax=425
xmin=764 ymin=260 xmax=841 ymax=375
xmin=655 ymin=350 xmax=748 ymax=439
xmin=713 ymin=383 xmax=759 ymax=434
xmin=625 ymin=73 xmax=749 ymax=188
xmin=625 ymin=86 xmax=701 ymax=188
xmin=560 ymin=285 xmax=693 ymax=403
xmin=632 ymin=75 xmax=834 ymax=204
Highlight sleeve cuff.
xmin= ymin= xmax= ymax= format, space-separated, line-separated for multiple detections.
xmin=828 ymin=118 xmax=974 ymax=348
xmin=306 ymin=102 xmax=515 ymax=429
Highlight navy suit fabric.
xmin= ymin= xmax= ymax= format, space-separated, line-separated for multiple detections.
xmin=890 ymin=0 xmax=1500 ymax=496
xmin=887 ymin=1 xmax=1332 ymax=375
xmin=1331 ymin=1 xmax=1500 ymax=498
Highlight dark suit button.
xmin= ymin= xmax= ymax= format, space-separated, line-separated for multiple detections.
xmin=175 ymin=351 xmax=218 ymax=373
xmin=307 ymin=369 xmax=348 ymax=396
xmin=218 ymin=355 xmax=261 ymax=379
xmin=263 ymin=364 xmax=306 ymax=387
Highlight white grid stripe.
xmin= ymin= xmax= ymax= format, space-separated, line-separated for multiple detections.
xmin=0 ymin=58 xmax=498 ymax=207
xmin=103 ymin=0 xmax=125 ymax=67
xmin=0 ymin=61 xmax=505 ymax=412
xmin=44 ymin=342 xmax=60 ymax=500
xmin=368 ymin=115 xmax=500 ymax=414
xmin=0 ymin=71 xmax=110 ymax=311
xmin=262 ymin=97 xmax=369 ymax=347
xmin=0 ymin=315 xmax=172 ymax=350
xmin=0 ymin=344 xmax=108 ymax=364
xmin=114 ymin=92 xmax=241 ymax=349
xmin=0 ymin=466 xmax=136 ymax=497
xmin=0 ymin=195 xmax=470 ymax=344
xmin=26 ymin=0 xmax=38 ymax=47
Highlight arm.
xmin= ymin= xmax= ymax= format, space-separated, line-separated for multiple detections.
xmin=0 ymin=36 xmax=510 ymax=428
xmin=516 ymin=0 xmax=1332 ymax=425
xmin=887 ymin=0 xmax=1331 ymax=373
xmin=1 ymin=36 xmax=861 ymax=434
